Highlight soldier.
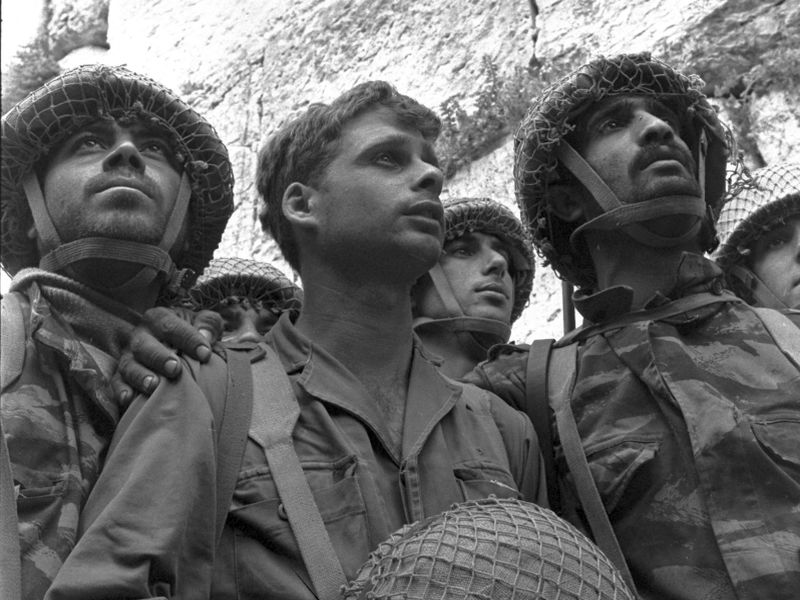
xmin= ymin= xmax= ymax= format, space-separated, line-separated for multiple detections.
xmin=464 ymin=53 xmax=800 ymax=599
xmin=713 ymin=161 xmax=800 ymax=314
xmin=0 ymin=65 xmax=233 ymax=597
xmin=46 ymin=81 xmax=545 ymax=599
xmin=185 ymin=256 xmax=303 ymax=343
xmin=411 ymin=197 xmax=534 ymax=378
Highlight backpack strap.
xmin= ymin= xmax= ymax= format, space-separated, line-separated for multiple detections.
xmin=753 ymin=307 xmax=800 ymax=369
xmin=1 ymin=293 xmax=28 ymax=392
xmin=212 ymin=346 xmax=256 ymax=548
xmin=548 ymin=342 xmax=637 ymax=593
xmin=1 ymin=293 xmax=25 ymax=600
xmin=525 ymin=339 xmax=560 ymax=511
xmin=248 ymin=342 xmax=346 ymax=600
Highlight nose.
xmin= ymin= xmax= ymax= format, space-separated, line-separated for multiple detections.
xmin=484 ymin=247 xmax=509 ymax=277
xmin=223 ymin=318 xmax=264 ymax=344
xmin=102 ymin=140 xmax=145 ymax=173
xmin=636 ymin=110 xmax=676 ymax=146
xmin=412 ymin=158 xmax=444 ymax=197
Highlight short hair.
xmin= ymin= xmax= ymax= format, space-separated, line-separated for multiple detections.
xmin=256 ymin=81 xmax=441 ymax=271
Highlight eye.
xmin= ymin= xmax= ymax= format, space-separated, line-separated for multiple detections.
xmin=140 ymin=139 xmax=171 ymax=157
xmin=597 ymin=117 xmax=625 ymax=134
xmin=443 ymin=241 xmax=474 ymax=258
xmin=71 ymin=134 xmax=106 ymax=152
xmin=374 ymin=151 xmax=400 ymax=167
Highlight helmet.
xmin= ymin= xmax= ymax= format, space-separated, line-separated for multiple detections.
xmin=713 ymin=161 xmax=800 ymax=308
xmin=514 ymin=52 xmax=737 ymax=289
xmin=443 ymin=197 xmax=535 ymax=323
xmin=187 ymin=257 xmax=303 ymax=317
xmin=342 ymin=497 xmax=635 ymax=600
xmin=714 ymin=161 xmax=800 ymax=268
xmin=1 ymin=64 xmax=234 ymax=292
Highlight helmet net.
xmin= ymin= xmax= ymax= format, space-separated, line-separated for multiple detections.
xmin=714 ymin=161 xmax=800 ymax=269
xmin=443 ymin=197 xmax=535 ymax=322
xmin=341 ymin=498 xmax=634 ymax=600
xmin=187 ymin=257 xmax=302 ymax=316
xmin=514 ymin=52 xmax=748 ymax=289
xmin=1 ymin=64 xmax=234 ymax=282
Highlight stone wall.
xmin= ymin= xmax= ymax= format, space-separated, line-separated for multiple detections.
xmin=29 ymin=0 xmax=800 ymax=339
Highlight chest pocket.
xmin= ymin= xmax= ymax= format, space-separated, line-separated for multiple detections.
xmin=751 ymin=416 xmax=800 ymax=483
xmin=453 ymin=462 xmax=522 ymax=501
xmin=226 ymin=445 xmax=369 ymax=594
xmin=569 ymin=437 xmax=661 ymax=516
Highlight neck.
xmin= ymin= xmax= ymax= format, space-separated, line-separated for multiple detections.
xmin=295 ymin=263 xmax=418 ymax=383
xmin=586 ymin=231 xmax=702 ymax=309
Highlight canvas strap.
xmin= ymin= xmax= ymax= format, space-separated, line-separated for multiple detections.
xmin=248 ymin=343 xmax=346 ymax=599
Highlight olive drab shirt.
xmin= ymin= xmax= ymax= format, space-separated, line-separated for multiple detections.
xmin=46 ymin=311 xmax=546 ymax=599
xmin=464 ymin=253 xmax=800 ymax=600
xmin=1 ymin=270 xmax=137 ymax=599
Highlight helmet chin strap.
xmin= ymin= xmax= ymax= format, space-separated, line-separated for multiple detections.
xmin=727 ymin=264 xmax=790 ymax=310
xmin=412 ymin=263 xmax=511 ymax=352
xmin=23 ymin=172 xmax=195 ymax=296
xmin=557 ymin=132 xmax=708 ymax=250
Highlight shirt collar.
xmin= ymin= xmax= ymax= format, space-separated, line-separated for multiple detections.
xmin=574 ymin=252 xmax=726 ymax=324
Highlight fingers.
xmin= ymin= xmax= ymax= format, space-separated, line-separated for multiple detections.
xmin=192 ymin=310 xmax=224 ymax=348
xmin=113 ymin=348 xmax=161 ymax=399
xmin=140 ymin=306 xmax=212 ymax=362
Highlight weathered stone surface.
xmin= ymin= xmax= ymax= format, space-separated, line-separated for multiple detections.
xmin=11 ymin=0 xmax=798 ymax=338
xmin=47 ymin=0 xmax=109 ymax=59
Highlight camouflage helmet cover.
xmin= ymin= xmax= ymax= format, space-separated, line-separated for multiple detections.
xmin=342 ymin=497 xmax=634 ymax=600
xmin=187 ymin=256 xmax=303 ymax=316
xmin=514 ymin=52 xmax=733 ymax=288
xmin=1 ymin=64 xmax=235 ymax=279
xmin=443 ymin=197 xmax=535 ymax=322
xmin=713 ymin=161 xmax=800 ymax=270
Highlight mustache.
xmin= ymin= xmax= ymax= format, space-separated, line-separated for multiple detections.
xmin=634 ymin=144 xmax=696 ymax=175
xmin=85 ymin=172 xmax=160 ymax=199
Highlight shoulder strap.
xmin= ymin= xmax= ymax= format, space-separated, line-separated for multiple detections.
xmin=1 ymin=292 xmax=27 ymax=392
xmin=753 ymin=307 xmax=800 ymax=369
xmin=248 ymin=343 xmax=346 ymax=600
xmin=525 ymin=339 xmax=560 ymax=511
xmin=213 ymin=347 xmax=255 ymax=547
xmin=548 ymin=343 xmax=637 ymax=593
xmin=0 ymin=295 xmax=23 ymax=599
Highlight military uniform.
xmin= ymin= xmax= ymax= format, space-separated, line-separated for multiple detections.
xmin=46 ymin=312 xmax=546 ymax=599
xmin=465 ymin=253 xmax=800 ymax=600
xmin=1 ymin=270 xmax=138 ymax=598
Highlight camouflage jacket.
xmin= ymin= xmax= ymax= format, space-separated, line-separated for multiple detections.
xmin=1 ymin=269 xmax=137 ymax=599
xmin=465 ymin=253 xmax=800 ymax=600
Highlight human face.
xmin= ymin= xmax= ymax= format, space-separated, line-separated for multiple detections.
xmin=750 ymin=216 xmax=800 ymax=309
xmin=414 ymin=231 xmax=515 ymax=324
xmin=218 ymin=299 xmax=280 ymax=344
xmin=310 ymin=106 xmax=444 ymax=280
xmin=575 ymin=95 xmax=701 ymax=209
xmin=41 ymin=120 xmax=182 ymax=246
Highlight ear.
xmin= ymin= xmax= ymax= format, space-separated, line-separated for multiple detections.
xmin=547 ymin=183 xmax=586 ymax=223
xmin=282 ymin=182 xmax=317 ymax=230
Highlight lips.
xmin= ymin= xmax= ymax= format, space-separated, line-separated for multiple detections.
xmin=476 ymin=281 xmax=509 ymax=299
xmin=87 ymin=175 xmax=157 ymax=198
xmin=638 ymin=146 xmax=695 ymax=174
xmin=404 ymin=199 xmax=444 ymax=226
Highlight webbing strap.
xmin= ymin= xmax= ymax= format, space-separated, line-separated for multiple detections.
xmin=0 ymin=294 xmax=23 ymax=599
xmin=754 ymin=307 xmax=800 ymax=369
xmin=728 ymin=264 xmax=789 ymax=311
xmin=213 ymin=348 xmax=255 ymax=547
xmin=427 ymin=264 xmax=465 ymax=316
xmin=525 ymin=339 xmax=559 ymax=511
xmin=412 ymin=316 xmax=511 ymax=342
xmin=22 ymin=174 xmax=62 ymax=251
xmin=559 ymin=291 xmax=742 ymax=346
xmin=558 ymin=141 xmax=707 ymax=248
xmin=549 ymin=343 xmax=636 ymax=592
xmin=248 ymin=343 xmax=346 ymax=599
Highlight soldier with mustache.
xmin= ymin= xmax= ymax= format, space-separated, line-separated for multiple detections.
xmin=464 ymin=53 xmax=800 ymax=599
xmin=0 ymin=65 xmax=234 ymax=598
